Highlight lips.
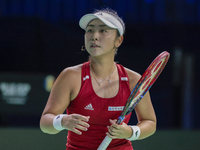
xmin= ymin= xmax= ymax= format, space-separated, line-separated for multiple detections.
xmin=90 ymin=43 xmax=100 ymax=48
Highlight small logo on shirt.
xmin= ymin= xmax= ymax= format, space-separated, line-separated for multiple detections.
xmin=121 ymin=77 xmax=128 ymax=81
xmin=108 ymin=106 xmax=124 ymax=111
xmin=83 ymin=75 xmax=89 ymax=81
xmin=84 ymin=103 xmax=94 ymax=110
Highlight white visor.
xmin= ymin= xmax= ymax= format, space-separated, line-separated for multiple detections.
xmin=79 ymin=12 xmax=124 ymax=36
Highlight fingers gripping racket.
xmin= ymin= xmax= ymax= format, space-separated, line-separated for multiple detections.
xmin=97 ymin=51 xmax=170 ymax=150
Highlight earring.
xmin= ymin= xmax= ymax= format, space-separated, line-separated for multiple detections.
xmin=81 ymin=46 xmax=85 ymax=51
xmin=115 ymin=48 xmax=118 ymax=54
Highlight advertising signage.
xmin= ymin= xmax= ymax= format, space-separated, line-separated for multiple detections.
xmin=0 ymin=73 xmax=55 ymax=115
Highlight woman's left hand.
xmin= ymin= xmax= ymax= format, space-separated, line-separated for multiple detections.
xmin=106 ymin=119 xmax=132 ymax=139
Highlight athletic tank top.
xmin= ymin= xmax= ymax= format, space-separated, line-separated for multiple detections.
xmin=66 ymin=61 xmax=133 ymax=150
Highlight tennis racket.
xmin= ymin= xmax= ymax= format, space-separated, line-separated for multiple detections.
xmin=97 ymin=51 xmax=170 ymax=150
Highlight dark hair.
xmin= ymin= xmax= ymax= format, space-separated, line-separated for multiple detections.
xmin=93 ymin=8 xmax=125 ymax=37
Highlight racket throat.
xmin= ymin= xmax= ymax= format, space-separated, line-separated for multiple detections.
xmin=117 ymin=116 xmax=125 ymax=124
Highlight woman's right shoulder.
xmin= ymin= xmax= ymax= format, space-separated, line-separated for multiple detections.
xmin=58 ymin=64 xmax=83 ymax=81
xmin=62 ymin=64 xmax=83 ymax=74
xmin=49 ymin=64 xmax=84 ymax=102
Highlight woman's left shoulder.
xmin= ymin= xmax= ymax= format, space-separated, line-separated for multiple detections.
xmin=124 ymin=67 xmax=141 ymax=90
xmin=124 ymin=67 xmax=141 ymax=79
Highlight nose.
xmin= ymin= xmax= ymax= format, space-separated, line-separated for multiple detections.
xmin=91 ymin=37 xmax=98 ymax=41
xmin=91 ymin=32 xmax=99 ymax=41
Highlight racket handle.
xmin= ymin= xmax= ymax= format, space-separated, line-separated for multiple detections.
xmin=97 ymin=135 xmax=112 ymax=150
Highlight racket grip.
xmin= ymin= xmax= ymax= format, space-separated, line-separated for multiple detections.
xmin=97 ymin=135 xmax=112 ymax=150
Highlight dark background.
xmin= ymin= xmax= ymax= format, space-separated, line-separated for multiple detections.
xmin=0 ymin=0 xmax=199 ymax=130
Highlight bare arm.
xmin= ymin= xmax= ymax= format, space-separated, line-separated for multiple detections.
xmin=135 ymin=91 xmax=156 ymax=139
xmin=128 ymin=69 xmax=157 ymax=140
xmin=40 ymin=66 xmax=90 ymax=134
xmin=40 ymin=68 xmax=73 ymax=134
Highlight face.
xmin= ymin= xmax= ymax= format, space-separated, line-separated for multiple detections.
xmin=84 ymin=19 xmax=122 ymax=57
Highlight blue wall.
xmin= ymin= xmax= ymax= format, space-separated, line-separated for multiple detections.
xmin=0 ymin=0 xmax=200 ymax=24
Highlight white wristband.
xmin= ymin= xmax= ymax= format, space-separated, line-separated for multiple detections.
xmin=53 ymin=114 xmax=66 ymax=131
xmin=126 ymin=126 xmax=141 ymax=141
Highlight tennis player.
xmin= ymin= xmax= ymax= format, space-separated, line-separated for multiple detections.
xmin=40 ymin=8 xmax=156 ymax=150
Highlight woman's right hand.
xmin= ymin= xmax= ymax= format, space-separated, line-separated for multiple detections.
xmin=62 ymin=114 xmax=90 ymax=135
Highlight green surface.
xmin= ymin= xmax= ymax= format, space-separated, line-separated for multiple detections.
xmin=0 ymin=128 xmax=199 ymax=150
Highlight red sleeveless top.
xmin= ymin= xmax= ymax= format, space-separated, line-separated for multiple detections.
xmin=66 ymin=61 xmax=133 ymax=150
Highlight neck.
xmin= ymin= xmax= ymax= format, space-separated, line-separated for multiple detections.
xmin=90 ymin=59 xmax=115 ymax=79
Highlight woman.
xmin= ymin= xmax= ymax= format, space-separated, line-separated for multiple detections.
xmin=40 ymin=8 xmax=156 ymax=150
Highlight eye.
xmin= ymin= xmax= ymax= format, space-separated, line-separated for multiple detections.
xmin=86 ymin=29 xmax=93 ymax=33
xmin=100 ymin=29 xmax=106 ymax=33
